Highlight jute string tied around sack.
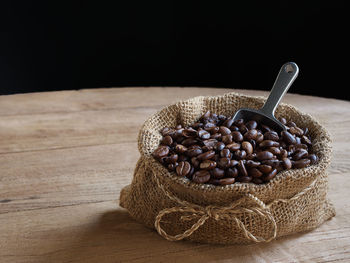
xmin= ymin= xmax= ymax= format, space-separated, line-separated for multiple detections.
xmin=154 ymin=171 xmax=317 ymax=243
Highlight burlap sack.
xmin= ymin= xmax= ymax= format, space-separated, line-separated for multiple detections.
xmin=119 ymin=92 xmax=335 ymax=244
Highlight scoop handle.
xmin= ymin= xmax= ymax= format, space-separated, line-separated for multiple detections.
xmin=260 ymin=62 xmax=299 ymax=117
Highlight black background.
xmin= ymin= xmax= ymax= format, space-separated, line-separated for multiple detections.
xmin=1 ymin=1 xmax=348 ymax=100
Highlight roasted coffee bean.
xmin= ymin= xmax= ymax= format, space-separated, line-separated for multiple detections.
xmin=182 ymin=128 xmax=197 ymax=137
xmin=293 ymin=149 xmax=308 ymax=160
xmin=161 ymin=135 xmax=173 ymax=146
xmin=152 ymin=145 xmax=169 ymax=158
xmin=226 ymin=142 xmax=241 ymax=151
xmin=176 ymin=161 xmax=191 ymax=177
xmin=259 ymin=140 xmax=280 ymax=148
xmin=234 ymin=150 xmax=247 ymax=160
xmin=282 ymin=157 xmax=292 ymax=169
xmin=220 ymin=149 xmax=231 ymax=158
xmin=279 ymin=117 xmax=287 ymax=125
xmin=166 ymin=154 xmax=178 ymax=164
xmin=192 ymin=170 xmax=211 ymax=184
xmin=202 ymin=139 xmax=218 ymax=148
xmin=242 ymin=141 xmax=253 ymax=155
xmin=223 ymin=118 xmax=234 ymax=128
xmin=281 ymin=130 xmax=296 ymax=145
xmin=264 ymin=131 xmax=279 ymax=141
xmin=237 ymin=176 xmax=253 ymax=183
xmin=215 ymin=141 xmax=226 ymax=151
xmin=289 ymin=126 xmax=304 ymax=136
xmin=219 ymin=177 xmax=236 ymax=185
xmin=217 ymin=157 xmax=231 ymax=169
xmin=267 ymin=147 xmax=281 ymax=155
xmin=263 ymin=169 xmax=277 ymax=182
xmin=175 ymin=144 xmax=187 ymax=154
xmin=197 ymin=150 xmax=215 ymax=161
xmin=210 ymin=168 xmax=225 ymax=178
xmin=182 ymin=138 xmax=199 ymax=147
xmin=219 ymin=126 xmax=232 ymax=136
xmin=198 ymin=129 xmax=211 ymax=139
xmin=252 ymin=177 xmax=264 ymax=184
xmin=244 ymin=129 xmax=258 ymax=140
xmin=222 ymin=134 xmax=233 ymax=144
xmin=232 ymin=131 xmax=244 ymax=142
xmin=238 ymin=160 xmax=248 ymax=177
xmin=257 ymin=151 xmax=274 ymax=161
xmin=246 ymin=160 xmax=261 ymax=168
xmin=200 ymin=160 xmax=217 ymax=170
xmin=234 ymin=118 xmax=244 ymax=126
xmin=186 ymin=146 xmax=203 ymax=157
xmin=248 ymin=167 xmax=263 ymax=178
xmin=226 ymin=167 xmax=238 ymax=177
xmin=293 ymin=159 xmax=311 ymax=168
xmin=246 ymin=120 xmax=258 ymax=130
xmin=191 ymin=157 xmax=200 ymax=168
xmin=154 ymin=111 xmax=317 ymax=185
xmin=258 ymin=164 xmax=272 ymax=174
xmin=308 ymin=154 xmax=318 ymax=165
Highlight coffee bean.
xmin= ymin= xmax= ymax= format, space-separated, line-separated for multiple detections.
xmin=244 ymin=129 xmax=258 ymax=140
xmin=308 ymin=154 xmax=318 ymax=165
xmin=282 ymin=158 xmax=292 ymax=169
xmin=289 ymin=126 xmax=304 ymax=136
xmin=263 ymin=169 xmax=277 ymax=181
xmin=226 ymin=167 xmax=238 ymax=177
xmin=198 ymin=129 xmax=211 ymax=139
xmin=246 ymin=160 xmax=261 ymax=168
xmin=176 ymin=161 xmax=191 ymax=177
xmin=267 ymin=147 xmax=281 ymax=155
xmin=234 ymin=150 xmax=247 ymax=160
xmin=281 ymin=131 xmax=296 ymax=145
xmin=258 ymin=164 xmax=272 ymax=174
xmin=191 ymin=157 xmax=200 ymax=168
xmin=182 ymin=138 xmax=199 ymax=147
xmin=214 ymin=141 xmax=225 ymax=151
xmin=167 ymin=163 xmax=176 ymax=171
xmin=205 ymin=126 xmax=220 ymax=134
xmin=219 ymin=177 xmax=236 ymax=185
xmin=202 ymin=139 xmax=218 ymax=148
xmin=234 ymin=119 xmax=244 ymax=126
xmin=200 ymin=160 xmax=217 ymax=170
xmin=232 ymin=131 xmax=243 ymax=142
xmin=219 ymin=126 xmax=232 ymax=136
xmin=242 ymin=141 xmax=253 ymax=155
xmin=252 ymin=178 xmax=264 ymax=184
xmin=237 ymin=176 xmax=253 ymax=183
xmin=226 ymin=142 xmax=241 ymax=151
xmin=230 ymin=159 xmax=239 ymax=167
xmin=197 ymin=150 xmax=215 ymax=161
xmin=152 ymin=145 xmax=169 ymax=158
xmin=293 ymin=159 xmax=311 ymax=168
xmin=246 ymin=120 xmax=258 ymax=130
xmin=259 ymin=140 xmax=280 ymax=148
xmin=238 ymin=160 xmax=248 ymax=177
xmin=262 ymin=159 xmax=280 ymax=167
xmin=248 ymin=167 xmax=263 ymax=178
xmin=175 ymin=144 xmax=187 ymax=154
xmin=220 ymin=149 xmax=231 ymax=158
xmin=186 ymin=146 xmax=203 ymax=157
xmin=280 ymin=149 xmax=288 ymax=158
xmin=223 ymin=118 xmax=234 ymax=128
xmin=239 ymin=125 xmax=248 ymax=134
xmin=217 ymin=157 xmax=231 ymax=169
xmin=182 ymin=128 xmax=197 ymax=137
xmin=264 ymin=131 xmax=279 ymax=141
xmin=222 ymin=134 xmax=233 ymax=144
xmin=192 ymin=170 xmax=211 ymax=184
xmin=166 ymin=154 xmax=178 ymax=164
xmin=210 ymin=168 xmax=225 ymax=178
xmin=293 ymin=149 xmax=308 ymax=160
xmin=208 ymin=178 xmax=221 ymax=185
xmin=257 ymin=151 xmax=274 ymax=161
xmin=161 ymin=135 xmax=173 ymax=146
xmin=279 ymin=117 xmax=287 ymax=125
xmin=301 ymin=135 xmax=312 ymax=145
xmin=256 ymin=133 xmax=264 ymax=143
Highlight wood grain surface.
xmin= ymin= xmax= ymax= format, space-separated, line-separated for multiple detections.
xmin=0 ymin=87 xmax=349 ymax=263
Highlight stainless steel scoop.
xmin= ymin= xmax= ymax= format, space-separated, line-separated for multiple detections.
xmin=233 ymin=62 xmax=299 ymax=131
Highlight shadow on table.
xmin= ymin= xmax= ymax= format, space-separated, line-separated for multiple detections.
xmin=44 ymin=209 xmax=308 ymax=263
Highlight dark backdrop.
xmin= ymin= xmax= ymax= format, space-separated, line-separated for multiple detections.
xmin=1 ymin=1 xmax=348 ymax=100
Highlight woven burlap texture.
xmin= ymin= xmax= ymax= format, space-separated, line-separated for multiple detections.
xmin=119 ymin=92 xmax=335 ymax=244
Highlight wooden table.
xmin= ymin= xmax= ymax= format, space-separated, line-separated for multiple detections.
xmin=0 ymin=87 xmax=349 ymax=263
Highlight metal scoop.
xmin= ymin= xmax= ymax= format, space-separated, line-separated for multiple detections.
xmin=233 ymin=62 xmax=299 ymax=132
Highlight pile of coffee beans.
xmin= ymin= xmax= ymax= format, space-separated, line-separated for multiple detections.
xmin=152 ymin=111 xmax=318 ymax=185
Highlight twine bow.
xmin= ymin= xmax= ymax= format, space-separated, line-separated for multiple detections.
xmin=153 ymin=173 xmax=278 ymax=243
